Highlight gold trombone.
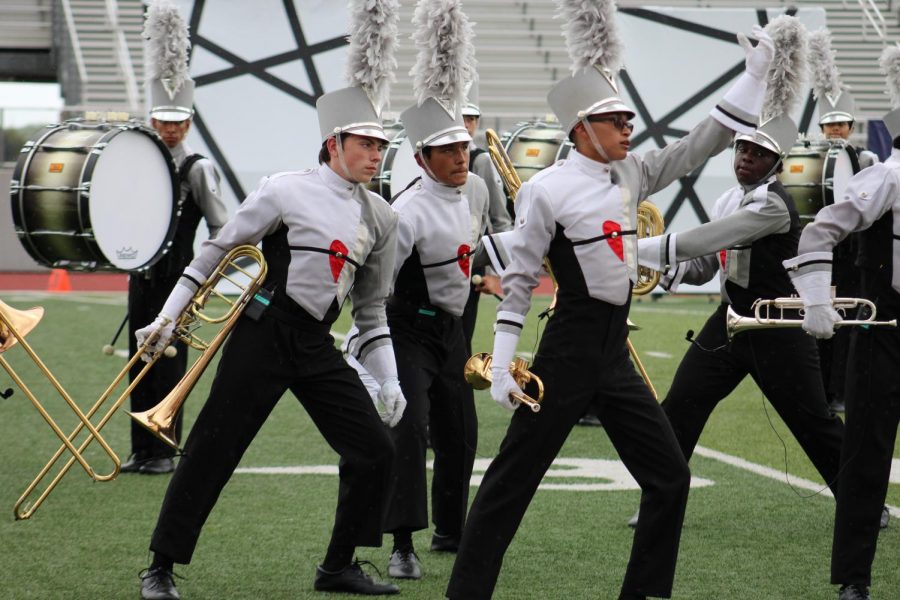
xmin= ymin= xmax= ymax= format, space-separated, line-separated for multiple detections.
xmin=7 ymin=244 xmax=266 ymax=519
xmin=464 ymin=352 xmax=544 ymax=412
xmin=726 ymin=294 xmax=898 ymax=339
xmin=129 ymin=245 xmax=268 ymax=449
xmin=484 ymin=126 xmax=660 ymax=399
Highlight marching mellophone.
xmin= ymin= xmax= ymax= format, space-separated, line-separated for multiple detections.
xmin=464 ymin=352 xmax=544 ymax=412
xmin=0 ymin=245 xmax=267 ymax=519
xmin=726 ymin=294 xmax=898 ymax=339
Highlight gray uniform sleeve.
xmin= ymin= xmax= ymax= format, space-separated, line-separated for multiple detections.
xmin=349 ymin=196 xmax=399 ymax=358
xmin=633 ymin=117 xmax=734 ymax=200
xmin=472 ymin=152 xmax=512 ymax=233
xmin=664 ymin=254 xmax=720 ymax=288
xmin=799 ymin=164 xmax=900 ymax=255
xmin=468 ymin=174 xmax=493 ymax=270
xmin=675 ymin=190 xmax=791 ymax=260
xmin=188 ymin=158 xmax=229 ymax=237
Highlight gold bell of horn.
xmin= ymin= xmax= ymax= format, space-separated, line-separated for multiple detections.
xmin=0 ymin=300 xmax=44 ymax=353
xmin=464 ymin=352 xmax=543 ymax=412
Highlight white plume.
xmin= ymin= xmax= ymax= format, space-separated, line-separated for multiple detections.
xmin=808 ymin=28 xmax=843 ymax=100
xmin=345 ymin=0 xmax=400 ymax=112
xmin=879 ymin=44 xmax=900 ymax=109
xmin=555 ymin=0 xmax=623 ymax=75
xmin=409 ymin=0 xmax=476 ymax=110
xmin=761 ymin=15 xmax=808 ymax=121
xmin=143 ymin=0 xmax=191 ymax=97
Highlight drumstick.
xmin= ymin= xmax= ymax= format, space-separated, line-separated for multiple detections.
xmin=102 ymin=312 xmax=129 ymax=356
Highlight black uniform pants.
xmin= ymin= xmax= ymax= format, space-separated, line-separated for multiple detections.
xmin=149 ymin=313 xmax=394 ymax=563
xmin=385 ymin=303 xmax=477 ymax=537
xmin=663 ymin=304 xmax=845 ymax=496
xmin=447 ymin=316 xmax=690 ymax=599
xmin=831 ymin=327 xmax=900 ymax=586
xmin=128 ymin=274 xmax=188 ymax=459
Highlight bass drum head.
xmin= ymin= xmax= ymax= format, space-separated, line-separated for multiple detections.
xmin=779 ymin=140 xmax=828 ymax=223
xmin=89 ymin=128 xmax=177 ymax=270
xmin=386 ymin=135 xmax=420 ymax=200
xmin=503 ymin=122 xmax=567 ymax=183
xmin=823 ymin=143 xmax=860 ymax=207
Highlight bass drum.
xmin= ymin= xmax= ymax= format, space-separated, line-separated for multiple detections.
xmin=10 ymin=120 xmax=179 ymax=271
xmin=369 ymin=121 xmax=420 ymax=201
xmin=502 ymin=121 xmax=572 ymax=183
xmin=779 ymin=139 xmax=860 ymax=226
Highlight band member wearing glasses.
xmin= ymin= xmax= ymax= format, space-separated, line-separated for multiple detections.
xmin=784 ymin=48 xmax=900 ymax=600
xmin=446 ymin=19 xmax=776 ymax=600
xmin=135 ymin=85 xmax=404 ymax=599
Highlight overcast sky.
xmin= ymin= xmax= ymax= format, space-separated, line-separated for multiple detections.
xmin=0 ymin=82 xmax=63 ymax=128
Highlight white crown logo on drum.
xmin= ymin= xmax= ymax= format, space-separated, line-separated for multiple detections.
xmin=116 ymin=247 xmax=139 ymax=261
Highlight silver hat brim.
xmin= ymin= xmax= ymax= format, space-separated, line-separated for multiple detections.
xmin=150 ymin=108 xmax=194 ymax=122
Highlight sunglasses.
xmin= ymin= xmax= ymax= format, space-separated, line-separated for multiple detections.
xmin=587 ymin=114 xmax=634 ymax=133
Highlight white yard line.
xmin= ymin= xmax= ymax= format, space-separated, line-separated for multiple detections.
xmin=695 ymin=445 xmax=900 ymax=518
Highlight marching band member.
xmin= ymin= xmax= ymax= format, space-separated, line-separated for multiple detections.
xmin=446 ymin=1 xmax=774 ymax=598
xmin=808 ymin=29 xmax=878 ymax=414
xmin=460 ymin=75 xmax=512 ymax=352
xmin=635 ymin=16 xmax=848 ymax=532
xmin=123 ymin=0 xmax=228 ymax=475
xmin=135 ymin=1 xmax=405 ymax=597
xmin=369 ymin=0 xmax=490 ymax=579
xmin=783 ymin=46 xmax=900 ymax=600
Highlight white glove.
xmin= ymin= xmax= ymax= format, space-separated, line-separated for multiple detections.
xmin=490 ymin=327 xmax=524 ymax=412
xmin=377 ymin=377 xmax=407 ymax=428
xmin=159 ymin=279 xmax=197 ymax=322
xmin=737 ymin=25 xmax=775 ymax=81
xmin=490 ymin=368 xmax=522 ymax=412
xmin=803 ymin=304 xmax=841 ymax=339
xmin=135 ymin=316 xmax=175 ymax=362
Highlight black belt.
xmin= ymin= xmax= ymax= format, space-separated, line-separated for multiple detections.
xmin=266 ymin=304 xmax=332 ymax=335
xmin=387 ymin=296 xmax=456 ymax=325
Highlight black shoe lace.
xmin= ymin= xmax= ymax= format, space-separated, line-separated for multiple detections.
xmin=350 ymin=558 xmax=385 ymax=581
xmin=139 ymin=566 xmax=184 ymax=583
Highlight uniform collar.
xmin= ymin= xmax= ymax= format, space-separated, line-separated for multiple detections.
xmin=318 ymin=163 xmax=357 ymax=195
xmin=568 ymin=148 xmax=614 ymax=180
xmin=419 ymin=171 xmax=464 ymax=200
xmin=740 ymin=174 xmax=776 ymax=194
xmin=168 ymin=141 xmax=189 ymax=164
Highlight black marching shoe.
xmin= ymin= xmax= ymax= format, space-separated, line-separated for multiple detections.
xmin=838 ymin=584 xmax=871 ymax=600
xmin=314 ymin=561 xmax=399 ymax=595
xmin=387 ymin=548 xmax=422 ymax=579
xmin=139 ymin=567 xmax=180 ymax=600
xmin=139 ymin=457 xmax=175 ymax=475
xmin=120 ymin=454 xmax=145 ymax=473
xmin=880 ymin=505 xmax=890 ymax=530
xmin=430 ymin=532 xmax=460 ymax=553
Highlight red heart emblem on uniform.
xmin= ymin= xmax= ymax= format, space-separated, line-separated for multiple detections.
xmin=603 ymin=220 xmax=624 ymax=261
xmin=458 ymin=244 xmax=471 ymax=277
xmin=718 ymin=249 xmax=727 ymax=269
xmin=329 ymin=240 xmax=348 ymax=282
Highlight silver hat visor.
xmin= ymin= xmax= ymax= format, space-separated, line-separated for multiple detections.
xmin=336 ymin=121 xmax=390 ymax=142
xmin=149 ymin=106 xmax=194 ymax=122
xmin=734 ymin=131 xmax=781 ymax=157
xmin=819 ymin=110 xmax=854 ymax=125
xmin=420 ymin=125 xmax=472 ymax=148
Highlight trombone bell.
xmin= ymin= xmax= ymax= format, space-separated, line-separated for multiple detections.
xmin=0 ymin=300 xmax=44 ymax=352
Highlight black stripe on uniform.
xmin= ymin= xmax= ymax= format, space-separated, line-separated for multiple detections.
xmin=496 ymin=319 xmax=523 ymax=329
xmin=290 ymin=245 xmax=361 ymax=268
xmin=355 ymin=333 xmax=392 ymax=359
xmin=571 ymin=229 xmax=638 ymax=247
xmin=713 ymin=105 xmax=757 ymax=130
xmin=487 ymin=235 xmax=506 ymax=271
xmin=421 ymin=249 xmax=477 ymax=269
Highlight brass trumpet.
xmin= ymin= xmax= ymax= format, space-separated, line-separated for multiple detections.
xmin=464 ymin=352 xmax=544 ymax=412
xmin=726 ymin=295 xmax=898 ymax=339
xmin=129 ymin=244 xmax=268 ymax=449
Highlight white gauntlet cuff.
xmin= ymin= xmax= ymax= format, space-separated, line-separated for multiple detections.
xmin=360 ymin=343 xmax=398 ymax=386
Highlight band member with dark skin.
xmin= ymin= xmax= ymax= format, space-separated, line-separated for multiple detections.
xmin=446 ymin=16 xmax=776 ymax=598
xmin=784 ymin=47 xmax=900 ymax=600
xmin=635 ymin=132 xmax=847 ymax=532
xmin=135 ymin=85 xmax=405 ymax=599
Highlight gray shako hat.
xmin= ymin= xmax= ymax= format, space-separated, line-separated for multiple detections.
xmin=879 ymin=44 xmax=900 ymax=140
xmin=808 ymin=29 xmax=856 ymax=126
xmin=735 ymin=16 xmax=807 ymax=157
xmin=462 ymin=77 xmax=480 ymax=117
xmin=317 ymin=0 xmax=400 ymax=144
xmin=549 ymin=0 xmax=635 ymax=143
xmin=401 ymin=0 xmax=475 ymax=150
xmin=144 ymin=0 xmax=195 ymax=122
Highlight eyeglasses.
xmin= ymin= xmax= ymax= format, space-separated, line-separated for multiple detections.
xmin=587 ymin=114 xmax=634 ymax=133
